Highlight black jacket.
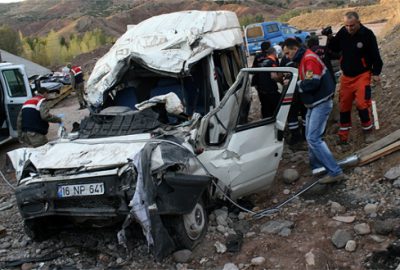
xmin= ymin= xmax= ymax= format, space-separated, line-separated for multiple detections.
xmin=328 ymin=24 xmax=383 ymax=77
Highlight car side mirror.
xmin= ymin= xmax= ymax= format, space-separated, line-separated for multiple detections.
xmin=295 ymin=30 xmax=302 ymax=34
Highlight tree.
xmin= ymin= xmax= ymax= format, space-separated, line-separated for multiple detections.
xmin=0 ymin=24 xmax=23 ymax=55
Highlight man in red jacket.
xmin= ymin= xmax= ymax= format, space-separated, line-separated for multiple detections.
xmin=328 ymin=11 xmax=383 ymax=144
xmin=283 ymin=38 xmax=345 ymax=184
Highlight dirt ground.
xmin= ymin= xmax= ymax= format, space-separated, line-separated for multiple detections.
xmin=1 ymin=22 xmax=400 ymax=270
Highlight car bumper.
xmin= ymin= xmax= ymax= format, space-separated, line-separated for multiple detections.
xmin=15 ymin=174 xmax=130 ymax=220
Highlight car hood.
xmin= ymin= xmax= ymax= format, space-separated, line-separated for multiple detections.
xmin=8 ymin=134 xmax=153 ymax=181
xmin=86 ymin=10 xmax=243 ymax=108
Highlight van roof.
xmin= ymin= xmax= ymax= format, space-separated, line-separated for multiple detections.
xmin=86 ymin=10 xmax=243 ymax=108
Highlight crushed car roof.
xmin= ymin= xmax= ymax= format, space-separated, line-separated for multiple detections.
xmin=86 ymin=10 xmax=243 ymax=107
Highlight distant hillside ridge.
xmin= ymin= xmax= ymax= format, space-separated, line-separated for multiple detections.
xmin=0 ymin=0 xmax=376 ymax=38
xmin=288 ymin=0 xmax=397 ymax=32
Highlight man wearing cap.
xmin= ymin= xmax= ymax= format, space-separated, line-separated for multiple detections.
xmin=17 ymin=87 xmax=63 ymax=147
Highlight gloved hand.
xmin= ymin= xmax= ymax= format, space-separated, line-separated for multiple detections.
xmin=321 ymin=26 xmax=333 ymax=36
xmin=56 ymin=113 xmax=65 ymax=119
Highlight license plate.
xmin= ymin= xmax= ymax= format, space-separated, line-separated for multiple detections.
xmin=57 ymin=183 xmax=104 ymax=198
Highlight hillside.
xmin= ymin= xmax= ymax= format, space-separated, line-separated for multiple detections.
xmin=0 ymin=0 xmax=377 ymax=38
xmin=289 ymin=0 xmax=398 ymax=31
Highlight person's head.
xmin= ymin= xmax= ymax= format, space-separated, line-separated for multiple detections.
xmin=344 ymin=11 xmax=361 ymax=35
xmin=283 ymin=38 xmax=301 ymax=60
xmin=260 ymin=41 xmax=271 ymax=52
xmin=37 ymin=87 xmax=49 ymax=97
xmin=67 ymin=63 xmax=72 ymax=69
xmin=266 ymin=47 xmax=277 ymax=57
xmin=307 ymin=36 xmax=319 ymax=48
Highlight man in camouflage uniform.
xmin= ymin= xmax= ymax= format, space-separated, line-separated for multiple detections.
xmin=17 ymin=87 xmax=62 ymax=147
xmin=68 ymin=64 xmax=86 ymax=110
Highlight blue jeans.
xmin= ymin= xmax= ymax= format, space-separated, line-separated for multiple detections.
xmin=305 ymin=99 xmax=342 ymax=176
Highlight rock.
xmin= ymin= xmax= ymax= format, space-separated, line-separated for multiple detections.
xmin=330 ymin=202 xmax=346 ymax=214
xmin=332 ymin=216 xmax=356 ymax=223
xmin=116 ymin=257 xmax=124 ymax=264
xmin=209 ymin=213 xmax=216 ymax=222
xmin=260 ymin=220 xmax=294 ymax=234
xmin=278 ymin=227 xmax=291 ymax=237
xmin=393 ymin=179 xmax=400 ymax=188
xmin=373 ymin=220 xmax=394 ymax=235
xmin=214 ymin=208 xmax=228 ymax=221
xmin=0 ymin=242 xmax=11 ymax=249
xmin=251 ymin=256 xmax=266 ymax=266
xmin=364 ymin=204 xmax=378 ymax=215
xmin=217 ymin=225 xmax=227 ymax=234
xmin=245 ymin=232 xmax=256 ymax=238
xmin=223 ymin=263 xmax=239 ymax=270
xmin=331 ymin=230 xmax=353 ymax=249
xmin=233 ymin=220 xmax=250 ymax=235
xmin=394 ymin=226 xmax=400 ymax=238
xmin=173 ymin=249 xmax=192 ymax=263
xmin=369 ymin=234 xmax=386 ymax=243
xmin=0 ymin=225 xmax=5 ymax=237
xmin=282 ymin=168 xmax=300 ymax=184
xmin=384 ymin=166 xmax=400 ymax=180
xmin=305 ymin=250 xmax=315 ymax=266
xmin=21 ymin=263 xmax=33 ymax=270
xmin=214 ymin=241 xmax=227 ymax=254
xmin=238 ymin=212 xmax=247 ymax=220
xmin=353 ymin=167 xmax=363 ymax=174
xmin=345 ymin=240 xmax=357 ymax=252
xmin=354 ymin=223 xmax=371 ymax=235
xmin=217 ymin=215 xmax=228 ymax=226
xmin=283 ymin=189 xmax=290 ymax=195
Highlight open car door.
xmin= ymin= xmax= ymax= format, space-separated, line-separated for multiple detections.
xmin=0 ymin=64 xmax=32 ymax=144
xmin=197 ymin=67 xmax=298 ymax=199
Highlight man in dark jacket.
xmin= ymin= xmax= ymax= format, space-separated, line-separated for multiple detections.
xmin=17 ymin=87 xmax=62 ymax=147
xmin=283 ymin=38 xmax=345 ymax=184
xmin=252 ymin=47 xmax=280 ymax=118
xmin=327 ymin=11 xmax=383 ymax=144
xmin=252 ymin=41 xmax=271 ymax=68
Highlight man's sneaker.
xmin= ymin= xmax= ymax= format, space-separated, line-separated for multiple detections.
xmin=319 ymin=173 xmax=348 ymax=184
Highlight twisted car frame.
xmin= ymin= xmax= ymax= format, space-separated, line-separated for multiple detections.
xmin=7 ymin=10 xmax=298 ymax=259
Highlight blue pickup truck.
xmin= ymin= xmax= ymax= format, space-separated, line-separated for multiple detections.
xmin=244 ymin=21 xmax=311 ymax=55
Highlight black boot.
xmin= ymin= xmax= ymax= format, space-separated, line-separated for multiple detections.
xmin=287 ymin=128 xmax=302 ymax=145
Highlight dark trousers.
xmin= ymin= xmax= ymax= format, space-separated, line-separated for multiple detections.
xmin=258 ymin=90 xmax=281 ymax=118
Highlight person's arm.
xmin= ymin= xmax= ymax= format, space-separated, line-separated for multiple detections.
xmin=298 ymin=59 xmax=323 ymax=93
xmin=16 ymin=110 xmax=22 ymax=139
xmin=368 ymin=31 xmax=383 ymax=80
xmin=326 ymin=27 xmax=343 ymax=54
xmin=70 ymin=71 xmax=76 ymax=88
xmin=40 ymin=101 xmax=62 ymax=123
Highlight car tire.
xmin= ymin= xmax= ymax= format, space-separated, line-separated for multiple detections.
xmin=164 ymin=198 xmax=208 ymax=250
xmin=24 ymin=219 xmax=49 ymax=241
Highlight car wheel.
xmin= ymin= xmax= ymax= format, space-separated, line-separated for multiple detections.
xmin=164 ymin=198 xmax=208 ymax=250
xmin=24 ymin=219 xmax=49 ymax=241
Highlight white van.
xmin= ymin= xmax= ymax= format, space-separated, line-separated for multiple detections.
xmin=0 ymin=63 xmax=32 ymax=145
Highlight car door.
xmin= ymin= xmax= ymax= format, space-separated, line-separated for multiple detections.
xmin=0 ymin=65 xmax=32 ymax=142
xmin=196 ymin=67 xmax=298 ymax=199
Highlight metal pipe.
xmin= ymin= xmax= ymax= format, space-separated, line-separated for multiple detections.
xmin=312 ymin=154 xmax=359 ymax=175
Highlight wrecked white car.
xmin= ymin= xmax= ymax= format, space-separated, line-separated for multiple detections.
xmin=7 ymin=10 xmax=298 ymax=259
